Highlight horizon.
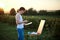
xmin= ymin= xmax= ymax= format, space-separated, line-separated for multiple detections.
xmin=0 ymin=7 xmax=60 ymax=13
xmin=0 ymin=0 xmax=60 ymax=13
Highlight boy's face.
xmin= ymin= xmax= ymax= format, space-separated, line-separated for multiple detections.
xmin=19 ymin=10 xmax=25 ymax=14
xmin=21 ymin=10 xmax=25 ymax=14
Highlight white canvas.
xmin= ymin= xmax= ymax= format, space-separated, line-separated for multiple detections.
xmin=37 ymin=20 xmax=45 ymax=34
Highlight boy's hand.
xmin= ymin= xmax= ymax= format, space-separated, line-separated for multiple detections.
xmin=24 ymin=20 xmax=28 ymax=23
xmin=24 ymin=22 xmax=32 ymax=25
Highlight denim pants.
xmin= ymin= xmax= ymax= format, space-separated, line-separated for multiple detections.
xmin=17 ymin=28 xmax=24 ymax=40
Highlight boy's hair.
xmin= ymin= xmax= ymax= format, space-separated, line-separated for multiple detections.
xmin=19 ymin=7 xmax=25 ymax=11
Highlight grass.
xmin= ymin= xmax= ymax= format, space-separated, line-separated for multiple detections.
xmin=0 ymin=22 xmax=17 ymax=40
xmin=0 ymin=22 xmax=55 ymax=40
xmin=0 ymin=22 xmax=38 ymax=40
xmin=0 ymin=15 xmax=60 ymax=40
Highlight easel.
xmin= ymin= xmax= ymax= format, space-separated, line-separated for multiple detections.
xmin=25 ymin=20 xmax=45 ymax=40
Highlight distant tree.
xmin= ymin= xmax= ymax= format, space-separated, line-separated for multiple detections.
xmin=10 ymin=8 xmax=16 ymax=15
xmin=23 ymin=10 xmax=28 ymax=15
xmin=55 ymin=10 xmax=60 ymax=15
xmin=32 ymin=10 xmax=38 ymax=15
xmin=47 ymin=10 xmax=60 ymax=16
xmin=0 ymin=8 xmax=4 ymax=15
xmin=47 ymin=11 xmax=55 ymax=16
xmin=27 ymin=8 xmax=33 ymax=15
xmin=38 ymin=10 xmax=47 ymax=15
xmin=26 ymin=8 xmax=37 ymax=15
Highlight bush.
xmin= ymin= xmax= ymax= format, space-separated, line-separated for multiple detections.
xmin=0 ymin=15 xmax=60 ymax=40
xmin=0 ymin=15 xmax=16 ymax=25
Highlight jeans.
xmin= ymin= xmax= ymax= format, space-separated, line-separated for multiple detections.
xmin=17 ymin=28 xmax=24 ymax=40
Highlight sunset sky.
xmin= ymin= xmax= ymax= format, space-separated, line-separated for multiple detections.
xmin=0 ymin=0 xmax=60 ymax=13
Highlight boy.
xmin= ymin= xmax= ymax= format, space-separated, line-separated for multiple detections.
xmin=15 ymin=7 xmax=27 ymax=40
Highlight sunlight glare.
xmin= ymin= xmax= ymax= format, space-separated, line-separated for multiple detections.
xmin=0 ymin=2 xmax=5 ymax=8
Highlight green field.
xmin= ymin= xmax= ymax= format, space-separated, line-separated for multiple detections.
xmin=0 ymin=22 xmax=17 ymax=40
xmin=0 ymin=15 xmax=60 ymax=40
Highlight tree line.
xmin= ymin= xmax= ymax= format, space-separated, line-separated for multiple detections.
xmin=0 ymin=8 xmax=60 ymax=16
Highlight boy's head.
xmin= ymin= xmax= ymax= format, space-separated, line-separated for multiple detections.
xmin=18 ymin=7 xmax=25 ymax=14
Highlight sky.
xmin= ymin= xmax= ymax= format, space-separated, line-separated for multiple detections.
xmin=0 ymin=0 xmax=60 ymax=12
